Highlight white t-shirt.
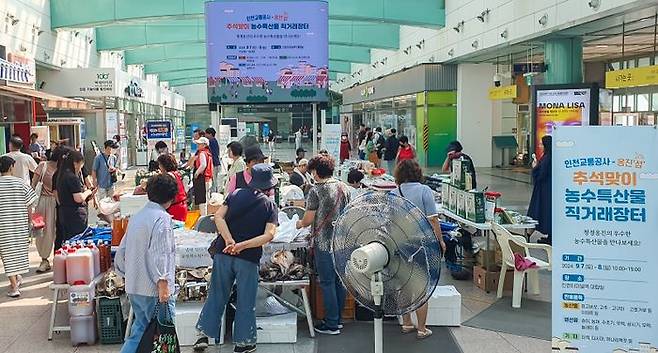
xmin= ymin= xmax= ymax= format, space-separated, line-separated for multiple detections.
xmin=3 ymin=151 xmax=37 ymax=184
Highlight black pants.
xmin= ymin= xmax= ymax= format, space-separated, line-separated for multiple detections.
xmin=55 ymin=205 xmax=88 ymax=249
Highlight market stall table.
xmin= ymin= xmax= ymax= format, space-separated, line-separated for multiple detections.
xmin=48 ymin=273 xmax=104 ymax=340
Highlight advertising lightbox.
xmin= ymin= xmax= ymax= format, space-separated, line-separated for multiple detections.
xmin=205 ymin=1 xmax=329 ymax=104
xmin=533 ymin=84 xmax=599 ymax=160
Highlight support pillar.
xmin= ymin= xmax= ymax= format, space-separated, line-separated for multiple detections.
xmin=544 ymin=38 xmax=583 ymax=85
xmin=457 ymin=64 xmax=495 ymax=168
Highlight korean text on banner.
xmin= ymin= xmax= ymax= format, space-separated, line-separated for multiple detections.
xmin=320 ymin=124 xmax=341 ymax=163
xmin=552 ymin=126 xmax=658 ymax=353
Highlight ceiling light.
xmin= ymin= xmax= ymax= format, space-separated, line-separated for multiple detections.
xmin=595 ymin=45 xmax=609 ymax=48
xmin=500 ymin=29 xmax=509 ymax=39
xmin=7 ymin=14 xmax=19 ymax=26
xmin=471 ymin=40 xmax=479 ymax=49
xmin=60 ymin=59 xmax=67 ymax=66
xmin=416 ymin=40 xmax=425 ymax=49
xmin=371 ymin=63 xmax=378 ymax=68
xmin=403 ymin=46 xmax=412 ymax=55
xmin=74 ymin=31 xmax=80 ymax=37
xmin=453 ymin=21 xmax=464 ymax=33
xmin=477 ymin=9 xmax=491 ymax=23
xmin=380 ymin=57 xmax=387 ymax=65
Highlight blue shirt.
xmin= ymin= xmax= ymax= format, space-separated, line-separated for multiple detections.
xmin=208 ymin=137 xmax=221 ymax=167
xmin=392 ymin=182 xmax=437 ymax=216
xmin=115 ymin=201 xmax=176 ymax=297
xmin=92 ymin=152 xmax=115 ymax=189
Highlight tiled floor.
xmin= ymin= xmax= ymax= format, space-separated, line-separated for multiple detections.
xmin=0 ymin=150 xmax=552 ymax=353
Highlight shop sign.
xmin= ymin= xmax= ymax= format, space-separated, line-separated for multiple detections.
xmin=0 ymin=53 xmax=35 ymax=85
xmin=80 ymin=71 xmax=114 ymax=95
xmin=488 ymin=85 xmax=517 ymax=100
xmin=124 ymin=80 xmax=144 ymax=98
xmin=605 ymin=65 xmax=658 ymax=89
xmin=146 ymin=121 xmax=172 ymax=139
xmin=360 ymin=86 xmax=375 ymax=98
xmin=552 ymin=126 xmax=658 ymax=353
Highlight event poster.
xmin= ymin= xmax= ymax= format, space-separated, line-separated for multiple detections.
xmin=552 ymin=126 xmax=658 ymax=353
xmin=146 ymin=120 xmax=173 ymax=154
xmin=205 ymin=1 xmax=328 ymax=104
xmin=321 ymin=124 xmax=341 ymax=163
xmin=535 ymin=87 xmax=591 ymax=159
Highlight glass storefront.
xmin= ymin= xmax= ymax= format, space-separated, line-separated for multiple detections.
xmin=608 ymin=56 xmax=658 ymax=126
xmin=350 ymin=94 xmax=418 ymax=145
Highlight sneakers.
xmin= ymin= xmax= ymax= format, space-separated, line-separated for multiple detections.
xmin=37 ymin=259 xmax=51 ymax=273
xmin=7 ymin=288 xmax=20 ymax=298
xmin=234 ymin=345 xmax=256 ymax=353
xmin=193 ymin=337 xmax=209 ymax=351
xmin=314 ymin=323 xmax=340 ymax=335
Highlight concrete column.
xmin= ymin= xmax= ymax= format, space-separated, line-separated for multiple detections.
xmin=544 ymin=38 xmax=583 ymax=84
xmin=457 ymin=64 xmax=495 ymax=168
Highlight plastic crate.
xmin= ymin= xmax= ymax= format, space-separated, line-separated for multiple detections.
xmin=96 ymin=297 xmax=125 ymax=344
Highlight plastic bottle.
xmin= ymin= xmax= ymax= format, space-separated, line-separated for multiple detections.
xmin=53 ymin=249 xmax=68 ymax=284
xmin=68 ymin=281 xmax=95 ymax=316
xmin=70 ymin=314 xmax=97 ymax=346
xmin=86 ymin=241 xmax=101 ymax=276
xmin=66 ymin=247 xmax=94 ymax=285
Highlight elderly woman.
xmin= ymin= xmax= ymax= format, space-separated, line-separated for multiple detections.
xmin=296 ymin=155 xmax=350 ymax=335
xmin=0 ymin=156 xmax=38 ymax=297
xmin=195 ymin=164 xmax=278 ymax=353
xmin=392 ymin=159 xmax=445 ymax=339
xmin=115 ymin=174 xmax=179 ymax=353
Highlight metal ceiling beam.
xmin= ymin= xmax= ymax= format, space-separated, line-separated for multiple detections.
xmin=143 ymin=57 xmax=206 ymax=74
xmin=167 ymin=76 xmax=207 ymax=87
xmin=329 ymin=45 xmax=371 ymax=64
xmin=96 ymin=20 xmax=399 ymax=50
xmin=329 ymin=60 xmax=351 ymax=73
xmin=51 ymin=0 xmax=444 ymax=29
xmin=123 ymin=43 xmax=206 ymax=64
xmin=158 ymin=69 xmax=207 ymax=81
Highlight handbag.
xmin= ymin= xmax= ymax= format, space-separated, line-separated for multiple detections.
xmin=31 ymin=163 xmax=47 ymax=234
xmin=136 ymin=302 xmax=180 ymax=353
xmin=31 ymin=213 xmax=46 ymax=230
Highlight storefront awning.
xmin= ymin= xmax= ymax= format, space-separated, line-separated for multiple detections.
xmin=0 ymin=85 xmax=90 ymax=110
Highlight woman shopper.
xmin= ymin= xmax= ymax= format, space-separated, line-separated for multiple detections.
xmin=55 ymin=149 xmax=95 ymax=248
xmin=193 ymin=137 xmax=213 ymax=216
xmin=194 ymin=164 xmax=278 ymax=353
xmin=383 ymin=129 xmax=399 ymax=174
xmin=115 ymin=174 xmax=179 ymax=353
xmin=31 ymin=146 xmax=65 ymax=273
xmin=157 ymin=154 xmax=188 ymax=222
xmin=0 ymin=156 xmax=38 ymax=297
xmin=365 ymin=131 xmax=380 ymax=167
xmin=396 ymin=136 xmax=416 ymax=164
xmin=528 ymin=135 xmax=553 ymax=244
xmin=224 ymin=146 xmax=266 ymax=195
xmin=296 ymin=155 xmax=350 ymax=335
xmin=392 ymin=159 xmax=445 ymax=339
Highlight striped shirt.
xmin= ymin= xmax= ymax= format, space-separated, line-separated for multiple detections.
xmin=115 ymin=201 xmax=176 ymax=298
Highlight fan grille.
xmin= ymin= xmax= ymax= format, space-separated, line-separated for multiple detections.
xmin=332 ymin=191 xmax=442 ymax=316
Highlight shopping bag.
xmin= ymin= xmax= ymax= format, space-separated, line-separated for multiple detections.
xmin=136 ymin=303 xmax=180 ymax=353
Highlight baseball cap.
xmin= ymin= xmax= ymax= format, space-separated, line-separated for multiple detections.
xmin=194 ymin=137 xmax=210 ymax=145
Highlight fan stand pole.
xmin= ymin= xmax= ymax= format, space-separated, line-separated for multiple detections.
xmin=371 ymin=273 xmax=384 ymax=353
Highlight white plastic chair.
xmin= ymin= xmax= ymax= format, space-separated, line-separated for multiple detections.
xmin=492 ymin=223 xmax=552 ymax=308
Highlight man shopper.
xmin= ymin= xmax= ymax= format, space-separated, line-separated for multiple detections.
xmin=289 ymin=158 xmax=313 ymax=193
xmin=195 ymin=163 xmax=278 ymax=353
xmin=115 ymin=174 xmax=178 ymax=353
xmin=92 ymin=140 xmax=120 ymax=200
xmin=3 ymin=136 xmax=37 ymax=184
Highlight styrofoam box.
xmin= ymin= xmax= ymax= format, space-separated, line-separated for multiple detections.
xmin=252 ymin=313 xmax=297 ymax=344
xmin=399 ymin=285 xmax=462 ymax=327
xmin=119 ymin=194 xmax=148 ymax=216
xmin=175 ymin=302 xmax=222 ymax=346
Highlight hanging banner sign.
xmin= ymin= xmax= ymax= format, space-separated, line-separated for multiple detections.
xmin=552 ymin=126 xmax=658 ymax=353
xmin=146 ymin=121 xmax=172 ymax=139
xmin=320 ymin=124 xmax=341 ymax=163
xmin=0 ymin=56 xmax=34 ymax=85
xmin=605 ymin=65 xmax=658 ymax=89
xmin=488 ymin=85 xmax=517 ymax=100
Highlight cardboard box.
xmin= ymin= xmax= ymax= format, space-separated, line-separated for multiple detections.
xmin=456 ymin=190 xmax=466 ymax=218
xmin=473 ymin=265 xmax=514 ymax=293
xmin=441 ymin=182 xmax=450 ymax=208
xmin=451 ymin=159 xmax=464 ymax=189
xmin=176 ymin=302 xmax=222 ymax=346
xmin=465 ymin=191 xmax=486 ymax=223
xmin=448 ymin=185 xmax=458 ymax=213
xmin=310 ymin=280 xmax=355 ymax=320
xmin=475 ymin=249 xmax=496 ymax=268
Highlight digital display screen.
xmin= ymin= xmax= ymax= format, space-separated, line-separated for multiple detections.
xmin=205 ymin=1 xmax=329 ymax=104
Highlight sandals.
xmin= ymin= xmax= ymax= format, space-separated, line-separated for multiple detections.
xmin=416 ymin=328 xmax=433 ymax=339
xmin=401 ymin=325 xmax=415 ymax=334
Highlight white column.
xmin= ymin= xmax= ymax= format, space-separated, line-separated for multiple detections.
xmin=457 ymin=64 xmax=494 ymax=168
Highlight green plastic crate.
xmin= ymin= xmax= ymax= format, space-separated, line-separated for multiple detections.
xmin=96 ymin=297 xmax=125 ymax=344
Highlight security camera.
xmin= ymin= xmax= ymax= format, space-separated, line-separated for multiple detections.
xmin=493 ymin=73 xmax=502 ymax=87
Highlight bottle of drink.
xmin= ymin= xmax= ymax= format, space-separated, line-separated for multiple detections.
xmin=53 ymin=249 xmax=67 ymax=284
xmin=86 ymin=241 xmax=101 ymax=277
